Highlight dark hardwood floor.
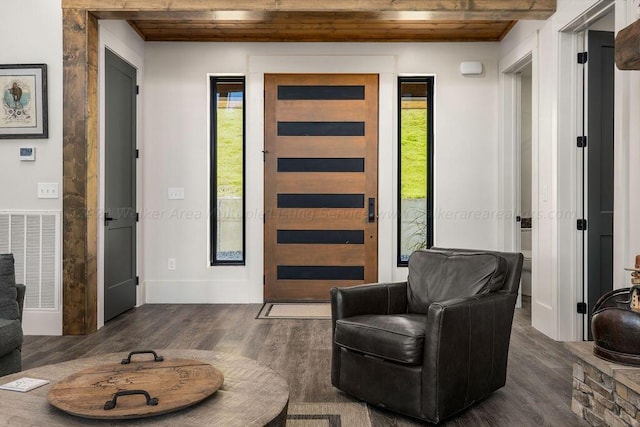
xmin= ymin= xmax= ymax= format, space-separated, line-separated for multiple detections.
xmin=22 ymin=296 xmax=586 ymax=426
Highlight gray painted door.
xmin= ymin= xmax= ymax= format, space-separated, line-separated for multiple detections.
xmin=104 ymin=49 xmax=137 ymax=322
xmin=586 ymin=31 xmax=614 ymax=338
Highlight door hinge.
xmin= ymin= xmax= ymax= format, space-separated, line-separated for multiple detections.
xmin=577 ymin=219 xmax=587 ymax=231
xmin=135 ymin=276 xmax=139 ymax=286
xmin=577 ymin=302 xmax=587 ymax=314
xmin=135 ymin=212 xmax=140 ymax=222
xmin=136 ymin=85 xmax=140 ymax=95
xmin=577 ymin=52 xmax=588 ymax=64
xmin=135 ymin=149 xmax=140 ymax=158
xmin=263 ymin=275 xmax=265 ymax=285
xmin=577 ymin=136 xmax=587 ymax=148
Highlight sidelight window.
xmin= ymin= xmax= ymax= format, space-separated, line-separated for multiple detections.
xmin=210 ymin=76 xmax=245 ymax=265
xmin=398 ymin=77 xmax=434 ymax=265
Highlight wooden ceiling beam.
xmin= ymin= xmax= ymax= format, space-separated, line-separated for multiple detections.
xmin=62 ymin=0 xmax=556 ymax=20
xmin=615 ymin=19 xmax=640 ymax=70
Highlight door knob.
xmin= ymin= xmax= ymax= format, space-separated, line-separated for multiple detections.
xmin=104 ymin=213 xmax=117 ymax=226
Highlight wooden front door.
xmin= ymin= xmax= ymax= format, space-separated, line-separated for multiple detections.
xmin=264 ymin=74 xmax=379 ymax=301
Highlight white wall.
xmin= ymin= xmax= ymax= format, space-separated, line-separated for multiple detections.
xmin=13 ymin=0 xmax=637 ymax=341
xmin=615 ymin=0 xmax=640 ymax=293
xmin=499 ymin=0 xmax=640 ymax=340
xmin=143 ymin=42 xmax=501 ymax=303
xmin=0 ymin=0 xmax=63 ymax=335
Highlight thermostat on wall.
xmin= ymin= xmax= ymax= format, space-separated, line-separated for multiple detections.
xmin=19 ymin=146 xmax=35 ymax=161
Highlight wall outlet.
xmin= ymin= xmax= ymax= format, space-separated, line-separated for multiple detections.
xmin=168 ymin=258 xmax=176 ymax=270
xmin=37 ymin=183 xmax=59 ymax=199
xmin=168 ymin=187 xmax=184 ymax=200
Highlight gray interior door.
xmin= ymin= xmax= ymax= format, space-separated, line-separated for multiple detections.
xmin=586 ymin=30 xmax=614 ymax=338
xmin=104 ymin=49 xmax=137 ymax=322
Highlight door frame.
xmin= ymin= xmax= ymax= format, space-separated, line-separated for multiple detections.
xmin=558 ymin=1 xmax=615 ymax=341
xmin=97 ymin=23 xmax=144 ymax=329
xmin=502 ymin=56 xmax=533 ymax=310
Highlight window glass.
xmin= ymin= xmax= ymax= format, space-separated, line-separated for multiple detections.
xmin=211 ymin=77 xmax=245 ymax=265
xmin=398 ymin=77 xmax=433 ymax=265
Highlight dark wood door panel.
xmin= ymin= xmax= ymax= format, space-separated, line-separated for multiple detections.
xmin=276 ymin=137 xmax=366 ymax=158
xmin=276 ymin=245 xmax=365 ymax=265
xmin=276 ymin=100 xmax=367 ymax=121
xmin=266 ymin=280 xmax=366 ymax=301
xmin=276 ymin=174 xmax=365 ymax=194
xmin=271 ymin=208 xmax=368 ymax=229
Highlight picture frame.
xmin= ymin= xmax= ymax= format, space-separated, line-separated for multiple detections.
xmin=0 ymin=64 xmax=48 ymax=139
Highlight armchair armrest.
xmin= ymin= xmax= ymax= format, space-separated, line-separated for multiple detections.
xmin=421 ymin=291 xmax=518 ymax=421
xmin=330 ymin=281 xmax=407 ymax=387
xmin=15 ymin=283 xmax=25 ymax=323
xmin=330 ymin=281 xmax=407 ymax=322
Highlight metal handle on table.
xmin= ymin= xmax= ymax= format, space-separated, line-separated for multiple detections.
xmin=121 ymin=350 xmax=164 ymax=365
xmin=103 ymin=389 xmax=159 ymax=410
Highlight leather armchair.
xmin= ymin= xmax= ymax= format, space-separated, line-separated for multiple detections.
xmin=330 ymin=248 xmax=523 ymax=423
xmin=0 ymin=254 xmax=25 ymax=377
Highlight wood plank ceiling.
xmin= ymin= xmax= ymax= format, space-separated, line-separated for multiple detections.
xmin=128 ymin=13 xmax=518 ymax=42
xmin=66 ymin=1 xmax=558 ymax=43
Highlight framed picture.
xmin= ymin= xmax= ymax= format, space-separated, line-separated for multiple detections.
xmin=0 ymin=64 xmax=48 ymax=139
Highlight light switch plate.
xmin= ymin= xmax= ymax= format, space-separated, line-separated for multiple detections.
xmin=37 ymin=183 xmax=59 ymax=199
xmin=168 ymin=187 xmax=184 ymax=200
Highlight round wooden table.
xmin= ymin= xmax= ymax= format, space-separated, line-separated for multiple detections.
xmin=0 ymin=350 xmax=289 ymax=426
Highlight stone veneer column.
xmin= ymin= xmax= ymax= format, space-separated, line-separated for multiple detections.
xmin=568 ymin=342 xmax=640 ymax=427
xmin=62 ymin=9 xmax=98 ymax=335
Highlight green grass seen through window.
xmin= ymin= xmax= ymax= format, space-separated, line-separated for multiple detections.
xmin=401 ymin=108 xmax=428 ymax=199
xmin=216 ymin=108 xmax=243 ymax=197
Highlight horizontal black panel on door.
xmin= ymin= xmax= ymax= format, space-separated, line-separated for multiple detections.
xmin=278 ymin=158 xmax=365 ymax=173
xmin=278 ymin=230 xmax=364 ymax=244
xmin=278 ymin=122 xmax=365 ymax=136
xmin=277 ymin=266 xmax=364 ymax=280
xmin=277 ymin=85 xmax=365 ymax=100
xmin=278 ymin=194 xmax=364 ymax=208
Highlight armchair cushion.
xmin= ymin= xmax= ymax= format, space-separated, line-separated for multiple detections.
xmin=407 ymin=250 xmax=507 ymax=314
xmin=335 ymin=313 xmax=427 ymax=365
xmin=0 ymin=318 xmax=22 ymax=359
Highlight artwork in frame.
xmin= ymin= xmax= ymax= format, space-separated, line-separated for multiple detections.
xmin=0 ymin=64 xmax=48 ymax=139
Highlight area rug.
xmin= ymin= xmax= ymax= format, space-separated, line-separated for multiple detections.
xmin=287 ymin=402 xmax=372 ymax=427
xmin=256 ymin=303 xmax=331 ymax=319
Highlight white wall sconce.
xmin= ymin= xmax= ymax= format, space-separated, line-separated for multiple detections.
xmin=460 ymin=61 xmax=484 ymax=76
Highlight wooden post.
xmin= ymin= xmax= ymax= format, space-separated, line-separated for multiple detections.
xmin=62 ymin=9 xmax=99 ymax=334
xmin=615 ymin=19 xmax=640 ymax=70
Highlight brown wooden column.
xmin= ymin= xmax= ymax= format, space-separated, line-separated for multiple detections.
xmin=62 ymin=9 xmax=99 ymax=335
